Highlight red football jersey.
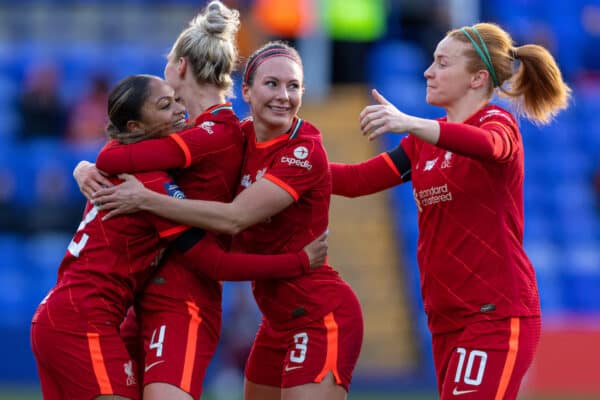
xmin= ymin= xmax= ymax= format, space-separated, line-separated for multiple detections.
xmin=95 ymin=103 xmax=243 ymax=306
xmin=233 ymin=117 xmax=350 ymax=330
xmin=32 ymin=171 xmax=188 ymax=331
xmin=96 ymin=103 xmax=243 ymax=204
xmin=401 ymin=104 xmax=541 ymax=334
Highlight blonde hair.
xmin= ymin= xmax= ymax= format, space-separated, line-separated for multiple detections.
xmin=448 ymin=22 xmax=571 ymax=124
xmin=168 ymin=0 xmax=240 ymax=96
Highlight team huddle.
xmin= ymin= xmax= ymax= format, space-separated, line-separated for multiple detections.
xmin=30 ymin=1 xmax=570 ymax=399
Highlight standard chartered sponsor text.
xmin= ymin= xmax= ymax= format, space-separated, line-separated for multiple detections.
xmin=418 ymin=183 xmax=453 ymax=206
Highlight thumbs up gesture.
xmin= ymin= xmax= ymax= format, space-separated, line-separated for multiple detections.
xmin=359 ymin=89 xmax=412 ymax=141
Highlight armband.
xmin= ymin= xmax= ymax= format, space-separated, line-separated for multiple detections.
xmin=387 ymin=145 xmax=411 ymax=181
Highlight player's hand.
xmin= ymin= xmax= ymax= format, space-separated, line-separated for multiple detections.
xmin=304 ymin=230 xmax=328 ymax=270
xmin=92 ymin=174 xmax=146 ymax=220
xmin=359 ymin=89 xmax=413 ymax=141
xmin=73 ymin=161 xmax=113 ymax=201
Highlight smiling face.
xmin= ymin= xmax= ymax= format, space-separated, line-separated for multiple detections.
xmin=242 ymin=56 xmax=304 ymax=138
xmin=424 ymin=36 xmax=474 ymax=108
xmin=134 ymin=77 xmax=186 ymax=137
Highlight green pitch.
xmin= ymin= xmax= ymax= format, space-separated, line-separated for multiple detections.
xmin=0 ymin=386 xmax=597 ymax=400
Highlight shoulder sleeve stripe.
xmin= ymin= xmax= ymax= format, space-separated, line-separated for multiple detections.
xmin=159 ymin=225 xmax=190 ymax=238
xmin=264 ymin=173 xmax=299 ymax=201
xmin=210 ymin=105 xmax=233 ymax=115
xmin=168 ymin=133 xmax=192 ymax=168
xmin=481 ymin=120 xmax=513 ymax=138
xmin=288 ymin=118 xmax=303 ymax=140
xmin=381 ymin=153 xmax=401 ymax=176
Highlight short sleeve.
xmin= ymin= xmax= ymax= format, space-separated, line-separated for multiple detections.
xmin=263 ymin=136 xmax=328 ymax=201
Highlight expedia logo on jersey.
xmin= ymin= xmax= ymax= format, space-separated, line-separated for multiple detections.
xmin=280 ymin=146 xmax=312 ymax=170
xmin=164 ymin=182 xmax=186 ymax=199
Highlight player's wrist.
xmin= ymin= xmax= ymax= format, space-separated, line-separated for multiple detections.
xmin=138 ymin=187 xmax=159 ymax=211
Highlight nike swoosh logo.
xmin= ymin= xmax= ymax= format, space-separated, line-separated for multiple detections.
xmin=452 ymin=387 xmax=477 ymax=396
xmin=144 ymin=360 xmax=165 ymax=373
xmin=284 ymin=364 xmax=303 ymax=372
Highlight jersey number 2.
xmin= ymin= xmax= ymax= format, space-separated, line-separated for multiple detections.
xmin=67 ymin=206 xmax=98 ymax=257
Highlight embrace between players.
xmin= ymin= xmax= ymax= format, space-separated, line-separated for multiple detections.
xmin=31 ymin=1 xmax=570 ymax=399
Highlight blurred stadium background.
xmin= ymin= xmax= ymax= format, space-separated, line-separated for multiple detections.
xmin=0 ymin=0 xmax=599 ymax=398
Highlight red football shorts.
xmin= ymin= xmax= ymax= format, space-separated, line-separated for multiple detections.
xmin=31 ymin=315 xmax=140 ymax=400
xmin=126 ymin=260 xmax=222 ymax=399
xmin=245 ymin=286 xmax=363 ymax=392
xmin=432 ymin=316 xmax=541 ymax=400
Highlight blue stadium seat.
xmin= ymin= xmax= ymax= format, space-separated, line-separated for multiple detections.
xmin=24 ymin=232 xmax=70 ymax=299
xmin=59 ymin=43 xmax=112 ymax=102
xmin=524 ymin=177 xmax=555 ymax=215
xmin=0 ymin=233 xmax=22 ymax=270
xmin=524 ymin=238 xmax=563 ymax=274
xmin=524 ymin=239 xmax=565 ymax=313
xmin=109 ymin=43 xmax=170 ymax=81
xmin=0 ymin=234 xmax=30 ymax=327
xmin=0 ymin=41 xmax=25 ymax=83
xmin=24 ymin=138 xmax=90 ymax=205
xmin=541 ymin=151 xmax=593 ymax=184
xmin=231 ymin=74 xmax=250 ymax=119
xmin=560 ymin=243 xmax=600 ymax=312
xmin=0 ymin=142 xmax=32 ymax=207
xmin=524 ymin=211 xmax=556 ymax=243
xmin=373 ymin=76 xmax=435 ymax=117
xmin=550 ymin=180 xmax=596 ymax=217
xmin=367 ymin=40 xmax=427 ymax=85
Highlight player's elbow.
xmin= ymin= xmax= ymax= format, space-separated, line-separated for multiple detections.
xmin=216 ymin=214 xmax=249 ymax=235
xmin=221 ymin=221 xmax=244 ymax=235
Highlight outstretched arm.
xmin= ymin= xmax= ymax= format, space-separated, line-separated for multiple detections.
xmin=361 ymin=89 xmax=518 ymax=161
xmin=93 ymin=173 xmax=294 ymax=235
xmin=330 ymin=141 xmax=410 ymax=197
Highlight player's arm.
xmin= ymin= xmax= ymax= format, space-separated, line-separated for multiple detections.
xmin=96 ymin=134 xmax=191 ymax=174
xmin=94 ymin=174 xmax=294 ymax=235
xmin=436 ymin=118 xmax=518 ymax=162
xmin=330 ymin=144 xmax=410 ymax=197
xmin=170 ymin=229 xmax=327 ymax=280
xmin=94 ymin=135 xmax=324 ymax=232
xmin=73 ymin=133 xmax=191 ymax=200
xmin=73 ymin=160 xmax=114 ymax=201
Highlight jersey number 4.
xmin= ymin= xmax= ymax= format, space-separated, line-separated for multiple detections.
xmin=67 ymin=206 xmax=99 ymax=257
xmin=149 ymin=325 xmax=166 ymax=357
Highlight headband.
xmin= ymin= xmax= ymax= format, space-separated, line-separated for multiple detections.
xmin=461 ymin=27 xmax=499 ymax=87
xmin=243 ymin=47 xmax=301 ymax=85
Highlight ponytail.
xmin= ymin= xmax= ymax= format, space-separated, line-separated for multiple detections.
xmin=449 ymin=22 xmax=571 ymax=124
